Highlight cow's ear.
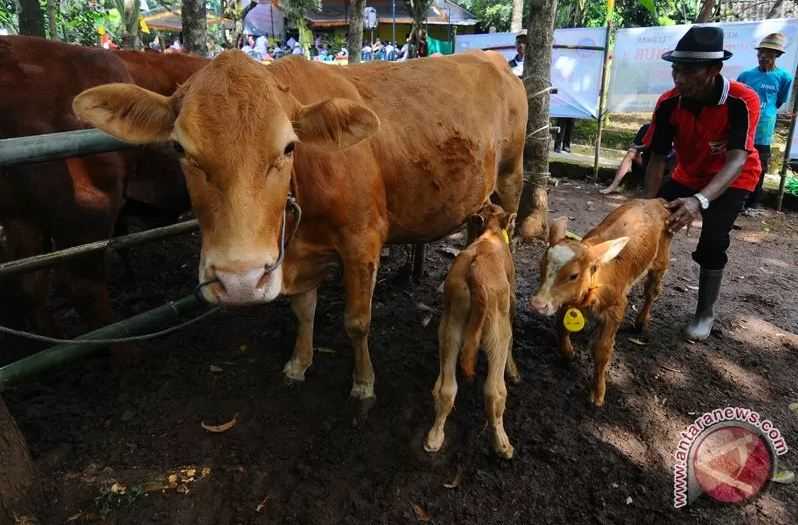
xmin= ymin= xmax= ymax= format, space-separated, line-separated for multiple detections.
xmin=548 ymin=216 xmax=568 ymax=245
xmin=73 ymin=84 xmax=175 ymax=144
xmin=293 ymin=98 xmax=380 ymax=150
xmin=588 ymin=237 xmax=629 ymax=264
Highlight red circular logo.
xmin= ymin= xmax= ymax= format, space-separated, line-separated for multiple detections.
xmin=692 ymin=425 xmax=773 ymax=503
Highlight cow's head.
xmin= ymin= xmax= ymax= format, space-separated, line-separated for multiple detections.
xmin=73 ymin=51 xmax=379 ymax=304
xmin=529 ymin=217 xmax=628 ymax=316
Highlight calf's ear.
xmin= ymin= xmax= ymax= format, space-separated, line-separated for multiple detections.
xmin=294 ymin=98 xmax=380 ymax=150
xmin=589 ymin=237 xmax=630 ymax=264
xmin=548 ymin=216 xmax=568 ymax=245
xmin=73 ymin=84 xmax=175 ymax=144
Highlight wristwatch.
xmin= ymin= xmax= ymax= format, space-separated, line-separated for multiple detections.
xmin=693 ymin=192 xmax=710 ymax=210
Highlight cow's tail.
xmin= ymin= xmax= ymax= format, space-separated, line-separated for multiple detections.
xmin=459 ymin=260 xmax=488 ymax=380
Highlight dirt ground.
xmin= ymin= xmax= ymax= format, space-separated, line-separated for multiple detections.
xmin=3 ymin=181 xmax=797 ymax=524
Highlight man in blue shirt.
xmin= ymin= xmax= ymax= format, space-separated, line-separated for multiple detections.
xmin=738 ymin=32 xmax=793 ymax=210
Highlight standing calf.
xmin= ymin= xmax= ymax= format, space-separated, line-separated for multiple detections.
xmin=529 ymin=199 xmax=672 ymax=407
xmin=425 ymin=204 xmax=519 ymax=459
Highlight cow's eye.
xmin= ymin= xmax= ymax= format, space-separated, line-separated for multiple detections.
xmin=173 ymin=141 xmax=185 ymax=155
xmin=569 ymin=273 xmax=579 ymax=281
xmin=284 ymin=142 xmax=295 ymax=156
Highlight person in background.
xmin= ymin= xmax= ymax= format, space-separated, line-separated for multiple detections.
xmin=508 ymin=29 xmax=526 ymax=78
xmin=553 ymin=118 xmax=574 ymax=153
xmin=737 ymin=32 xmax=793 ymax=212
xmin=602 ymin=123 xmax=677 ymax=194
xmin=644 ymin=26 xmax=761 ymax=341
xmin=384 ymin=40 xmax=396 ymax=61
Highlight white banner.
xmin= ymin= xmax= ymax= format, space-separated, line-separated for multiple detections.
xmin=608 ymin=19 xmax=798 ymax=114
xmin=454 ymin=28 xmax=607 ymax=119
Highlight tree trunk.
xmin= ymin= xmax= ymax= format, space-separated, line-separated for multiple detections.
xmin=348 ymin=0 xmax=366 ymax=64
xmin=510 ymin=0 xmax=523 ymax=33
xmin=182 ymin=0 xmax=208 ymax=56
xmin=519 ymin=0 xmax=557 ymax=240
xmin=120 ymin=0 xmax=141 ymax=49
xmin=0 ymin=396 xmax=40 ymax=524
xmin=696 ymin=0 xmax=716 ymax=22
xmin=47 ymin=0 xmax=58 ymax=39
xmin=18 ymin=0 xmax=45 ymax=37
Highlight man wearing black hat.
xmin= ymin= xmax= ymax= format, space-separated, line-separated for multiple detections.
xmin=643 ymin=26 xmax=762 ymax=341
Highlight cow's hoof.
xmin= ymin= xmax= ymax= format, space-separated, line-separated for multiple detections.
xmin=350 ymin=382 xmax=375 ymax=400
xmin=506 ymin=370 xmax=522 ymax=385
xmin=282 ymin=359 xmax=308 ymax=383
xmin=493 ymin=431 xmax=514 ymax=459
xmin=424 ymin=429 xmax=444 ymax=453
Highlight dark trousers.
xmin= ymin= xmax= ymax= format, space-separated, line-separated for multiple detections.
xmin=746 ymin=144 xmax=770 ymax=208
xmin=554 ymin=118 xmax=574 ymax=152
xmin=658 ymin=180 xmax=749 ymax=270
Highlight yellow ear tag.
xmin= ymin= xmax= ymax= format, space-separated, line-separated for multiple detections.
xmin=501 ymin=229 xmax=510 ymax=245
xmin=563 ymin=308 xmax=586 ymax=333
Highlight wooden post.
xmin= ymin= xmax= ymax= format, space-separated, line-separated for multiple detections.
xmin=0 ymin=396 xmax=39 ymax=523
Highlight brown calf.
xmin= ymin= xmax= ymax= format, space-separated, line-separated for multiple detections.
xmin=529 ymin=199 xmax=672 ymax=407
xmin=425 ymin=204 xmax=519 ymax=459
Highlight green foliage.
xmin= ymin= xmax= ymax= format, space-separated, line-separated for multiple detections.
xmin=94 ymin=484 xmax=145 ymax=519
xmin=0 ymin=0 xmax=17 ymax=32
xmin=460 ymin=0 xmax=513 ymax=32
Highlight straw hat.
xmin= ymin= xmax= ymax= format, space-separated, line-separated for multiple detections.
xmin=757 ymin=33 xmax=786 ymax=54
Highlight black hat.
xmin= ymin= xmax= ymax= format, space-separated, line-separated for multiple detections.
xmin=662 ymin=26 xmax=733 ymax=63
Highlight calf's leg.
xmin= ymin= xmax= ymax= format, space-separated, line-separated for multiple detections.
xmin=484 ymin=317 xmax=513 ymax=458
xmin=425 ymin=313 xmax=462 ymax=453
xmin=590 ymin=308 xmax=623 ymax=407
xmin=635 ymin=269 xmax=666 ymax=333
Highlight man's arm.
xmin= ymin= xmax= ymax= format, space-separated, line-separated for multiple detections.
xmin=644 ymin=153 xmax=667 ymax=198
xmin=665 ymin=150 xmax=746 ymax=233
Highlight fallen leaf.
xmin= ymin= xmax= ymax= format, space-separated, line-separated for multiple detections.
xmin=66 ymin=512 xmax=83 ymax=522
xmin=611 ymin=482 xmax=619 ymax=489
xmin=110 ymin=482 xmax=127 ymax=494
xmin=201 ymin=467 xmax=212 ymax=477
xmin=628 ymin=337 xmax=647 ymax=346
xmin=789 ymin=402 xmax=798 ymax=416
xmin=167 ymin=474 xmax=179 ymax=487
xmin=316 ymin=347 xmax=336 ymax=354
xmin=565 ymin=231 xmax=583 ymax=241
xmin=686 ymin=285 xmax=699 ymax=291
xmin=772 ymin=470 xmax=795 ymax=484
xmin=438 ymin=246 xmax=460 ymax=257
xmin=412 ymin=503 xmax=431 ymax=522
xmin=416 ymin=303 xmax=435 ymax=313
xmin=256 ymin=495 xmax=270 ymax=513
xmin=201 ymin=414 xmax=238 ymax=433
xmin=421 ymin=313 xmax=434 ymax=328
xmin=142 ymin=480 xmax=169 ymax=492
xmin=626 ymin=496 xmax=633 ymax=505
xmin=176 ymin=484 xmax=190 ymax=495
xmin=209 ymin=365 xmax=223 ymax=373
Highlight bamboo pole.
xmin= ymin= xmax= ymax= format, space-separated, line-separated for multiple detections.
xmin=592 ymin=22 xmax=612 ymax=181
xmin=0 ymin=220 xmax=199 ymax=278
xmin=0 ymin=295 xmax=206 ymax=391
xmin=0 ymin=129 xmax=134 ymax=167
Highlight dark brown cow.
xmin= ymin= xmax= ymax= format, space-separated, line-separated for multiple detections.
xmin=0 ymin=37 xmax=205 ymax=343
xmin=74 ymin=51 xmax=527 ymax=403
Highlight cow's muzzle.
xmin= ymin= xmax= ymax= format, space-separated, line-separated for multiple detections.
xmin=195 ymin=194 xmax=302 ymax=304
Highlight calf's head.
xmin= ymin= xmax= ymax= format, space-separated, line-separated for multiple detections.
xmin=529 ymin=217 xmax=628 ymax=316
xmin=467 ymin=202 xmax=516 ymax=244
xmin=73 ymin=51 xmax=379 ymax=304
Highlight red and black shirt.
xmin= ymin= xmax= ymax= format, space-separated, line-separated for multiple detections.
xmin=643 ymin=75 xmax=761 ymax=192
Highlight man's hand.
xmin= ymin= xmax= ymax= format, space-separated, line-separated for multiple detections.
xmin=666 ymin=197 xmax=702 ymax=233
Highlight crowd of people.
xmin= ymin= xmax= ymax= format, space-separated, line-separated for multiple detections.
xmin=236 ymin=31 xmax=426 ymax=63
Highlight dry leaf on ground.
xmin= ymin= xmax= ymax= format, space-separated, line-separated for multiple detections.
xmin=412 ymin=503 xmax=431 ymax=522
xmin=201 ymin=414 xmax=239 ymax=433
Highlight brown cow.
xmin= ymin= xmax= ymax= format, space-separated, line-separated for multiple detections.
xmin=0 ymin=37 xmax=204 ymax=342
xmin=425 ymin=203 xmax=519 ymax=459
xmin=74 ymin=50 xmax=527 ymax=404
xmin=529 ymin=199 xmax=672 ymax=407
